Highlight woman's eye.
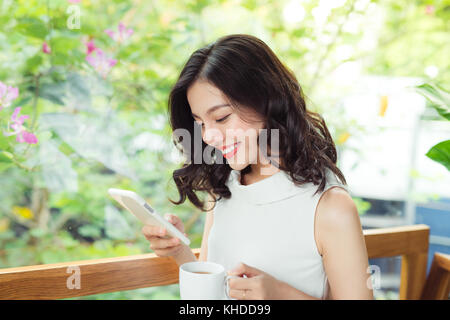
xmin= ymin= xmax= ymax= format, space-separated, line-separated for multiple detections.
xmin=216 ymin=115 xmax=230 ymax=123
xmin=195 ymin=115 xmax=230 ymax=128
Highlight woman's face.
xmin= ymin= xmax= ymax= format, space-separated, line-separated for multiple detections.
xmin=187 ymin=80 xmax=267 ymax=171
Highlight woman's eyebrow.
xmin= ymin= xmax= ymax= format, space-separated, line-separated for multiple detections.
xmin=191 ymin=104 xmax=230 ymax=119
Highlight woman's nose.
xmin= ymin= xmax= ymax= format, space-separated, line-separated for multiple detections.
xmin=202 ymin=126 xmax=224 ymax=147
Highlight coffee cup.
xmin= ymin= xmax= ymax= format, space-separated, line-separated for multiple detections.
xmin=179 ymin=261 xmax=239 ymax=300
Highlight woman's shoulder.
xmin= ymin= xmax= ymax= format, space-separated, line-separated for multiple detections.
xmin=314 ymin=186 xmax=359 ymax=255
xmin=318 ymin=186 xmax=353 ymax=213
xmin=317 ymin=165 xmax=355 ymax=223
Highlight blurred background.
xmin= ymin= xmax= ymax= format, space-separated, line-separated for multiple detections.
xmin=0 ymin=0 xmax=448 ymax=300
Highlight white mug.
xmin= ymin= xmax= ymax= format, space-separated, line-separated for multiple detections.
xmin=179 ymin=261 xmax=239 ymax=300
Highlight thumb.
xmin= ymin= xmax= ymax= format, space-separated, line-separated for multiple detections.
xmin=228 ymin=262 xmax=262 ymax=278
xmin=164 ymin=214 xmax=184 ymax=232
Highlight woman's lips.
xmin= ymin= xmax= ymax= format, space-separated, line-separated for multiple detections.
xmin=222 ymin=142 xmax=240 ymax=159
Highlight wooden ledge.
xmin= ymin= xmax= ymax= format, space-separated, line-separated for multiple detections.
xmin=0 ymin=249 xmax=200 ymax=300
xmin=0 ymin=225 xmax=431 ymax=300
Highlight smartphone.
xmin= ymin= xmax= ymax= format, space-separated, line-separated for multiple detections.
xmin=108 ymin=188 xmax=190 ymax=246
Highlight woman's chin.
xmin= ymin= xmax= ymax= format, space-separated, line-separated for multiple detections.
xmin=227 ymin=161 xmax=249 ymax=171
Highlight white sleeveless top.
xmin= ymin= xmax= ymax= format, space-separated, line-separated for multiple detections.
xmin=207 ymin=167 xmax=349 ymax=299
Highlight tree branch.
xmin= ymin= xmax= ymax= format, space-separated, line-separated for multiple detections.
xmin=307 ymin=0 xmax=357 ymax=95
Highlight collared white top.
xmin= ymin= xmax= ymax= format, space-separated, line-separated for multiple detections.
xmin=207 ymin=167 xmax=349 ymax=299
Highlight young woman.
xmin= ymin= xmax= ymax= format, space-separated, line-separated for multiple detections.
xmin=142 ymin=34 xmax=373 ymax=300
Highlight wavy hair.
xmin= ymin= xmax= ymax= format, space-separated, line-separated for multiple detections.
xmin=168 ymin=34 xmax=346 ymax=211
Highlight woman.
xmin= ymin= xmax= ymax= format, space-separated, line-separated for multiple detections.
xmin=142 ymin=34 xmax=373 ymax=300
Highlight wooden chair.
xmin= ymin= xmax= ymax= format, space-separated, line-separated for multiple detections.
xmin=420 ymin=252 xmax=450 ymax=299
xmin=0 ymin=224 xmax=445 ymax=300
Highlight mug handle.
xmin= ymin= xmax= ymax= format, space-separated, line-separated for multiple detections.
xmin=224 ymin=275 xmax=241 ymax=300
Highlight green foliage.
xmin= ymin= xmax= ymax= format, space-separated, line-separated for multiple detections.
xmin=416 ymin=83 xmax=450 ymax=121
xmin=353 ymin=197 xmax=372 ymax=215
xmin=16 ymin=17 xmax=49 ymax=39
xmin=0 ymin=0 xmax=448 ymax=300
xmin=426 ymin=140 xmax=450 ymax=171
xmin=415 ymin=82 xmax=450 ymax=171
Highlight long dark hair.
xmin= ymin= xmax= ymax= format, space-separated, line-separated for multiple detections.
xmin=168 ymin=34 xmax=346 ymax=211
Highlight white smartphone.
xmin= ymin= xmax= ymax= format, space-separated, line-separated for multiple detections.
xmin=107 ymin=188 xmax=190 ymax=246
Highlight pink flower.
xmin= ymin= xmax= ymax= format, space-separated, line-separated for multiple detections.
xmin=105 ymin=22 xmax=134 ymax=43
xmin=3 ymin=107 xmax=38 ymax=144
xmin=86 ymin=48 xmax=117 ymax=78
xmin=68 ymin=0 xmax=81 ymax=3
xmin=17 ymin=130 xmax=38 ymax=144
xmin=0 ymin=81 xmax=19 ymax=111
xmin=425 ymin=5 xmax=435 ymax=15
xmin=85 ymin=39 xmax=97 ymax=55
xmin=42 ymin=41 xmax=51 ymax=54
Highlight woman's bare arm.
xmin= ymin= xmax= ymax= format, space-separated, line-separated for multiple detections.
xmin=199 ymin=193 xmax=215 ymax=262
xmin=315 ymin=187 xmax=374 ymax=300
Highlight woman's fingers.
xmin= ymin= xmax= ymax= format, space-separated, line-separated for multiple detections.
xmin=164 ymin=214 xmax=185 ymax=233
xmin=142 ymin=214 xmax=185 ymax=239
xmin=141 ymin=214 xmax=187 ymax=258
xmin=228 ymin=277 xmax=253 ymax=290
xmin=228 ymin=289 xmax=251 ymax=300
xmin=149 ymin=236 xmax=180 ymax=250
xmin=142 ymin=225 xmax=170 ymax=239
xmin=150 ymin=245 xmax=183 ymax=257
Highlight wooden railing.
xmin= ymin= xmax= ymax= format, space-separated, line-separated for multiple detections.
xmin=0 ymin=224 xmax=435 ymax=300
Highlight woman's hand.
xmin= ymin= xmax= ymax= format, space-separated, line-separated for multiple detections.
xmin=141 ymin=213 xmax=188 ymax=257
xmin=227 ymin=262 xmax=285 ymax=300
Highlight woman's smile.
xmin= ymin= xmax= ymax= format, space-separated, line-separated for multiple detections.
xmin=222 ymin=142 xmax=240 ymax=159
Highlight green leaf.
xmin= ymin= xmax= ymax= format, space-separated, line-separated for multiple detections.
xmin=16 ymin=17 xmax=48 ymax=39
xmin=292 ymin=29 xmax=306 ymax=38
xmin=0 ymin=143 xmax=14 ymax=173
xmin=66 ymin=72 xmax=92 ymax=110
xmin=426 ymin=140 xmax=450 ymax=171
xmin=0 ymin=162 xmax=14 ymax=172
xmin=0 ymin=151 xmax=13 ymax=163
xmin=78 ymin=225 xmax=102 ymax=238
xmin=25 ymin=55 xmax=43 ymax=73
xmin=30 ymin=228 xmax=47 ymax=238
xmin=53 ymin=52 xmax=71 ymax=66
xmin=11 ymin=96 xmax=33 ymax=109
xmin=39 ymin=82 xmax=67 ymax=105
xmin=51 ymin=36 xmax=80 ymax=55
xmin=41 ymin=250 xmax=63 ymax=264
xmin=37 ymin=130 xmax=53 ymax=143
xmin=0 ymin=138 xmax=11 ymax=151
xmin=39 ymin=140 xmax=78 ymax=192
xmin=416 ymin=83 xmax=450 ymax=121
xmin=58 ymin=141 xmax=75 ymax=156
